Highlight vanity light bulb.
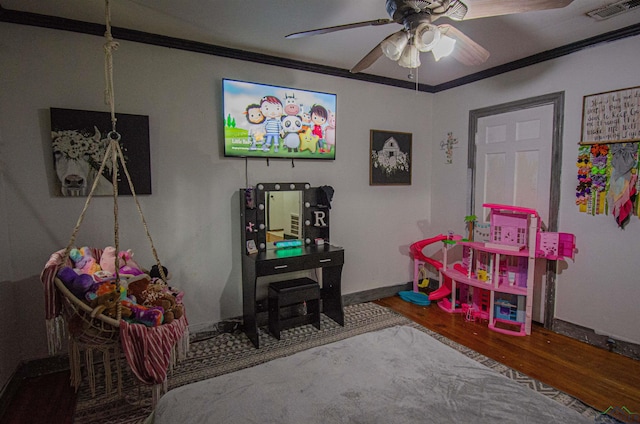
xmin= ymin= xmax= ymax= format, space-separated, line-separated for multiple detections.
xmin=290 ymin=184 xmax=296 ymax=190
xmin=274 ymin=184 xmax=280 ymax=190
xmin=305 ymin=202 xmax=310 ymax=208
xmin=257 ymin=184 xmax=264 ymax=190
xmin=259 ymin=224 xmax=265 ymax=230
xmin=259 ymin=204 xmax=264 ymax=210
xmin=305 ymin=238 xmax=311 ymax=244
xmin=259 ymin=243 xmax=265 ymax=250
xmin=305 ymin=220 xmax=311 ymax=226
xmin=305 ymin=184 xmax=310 ymax=189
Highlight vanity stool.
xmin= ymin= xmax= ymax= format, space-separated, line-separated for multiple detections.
xmin=268 ymin=278 xmax=320 ymax=340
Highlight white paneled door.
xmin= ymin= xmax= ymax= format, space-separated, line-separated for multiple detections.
xmin=474 ymin=104 xmax=554 ymax=323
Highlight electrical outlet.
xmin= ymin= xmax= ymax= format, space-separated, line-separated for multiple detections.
xmin=606 ymin=338 xmax=616 ymax=352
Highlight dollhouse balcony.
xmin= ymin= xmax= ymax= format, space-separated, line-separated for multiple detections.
xmin=442 ymin=267 xmax=528 ymax=296
xmin=458 ymin=241 xmax=530 ymax=257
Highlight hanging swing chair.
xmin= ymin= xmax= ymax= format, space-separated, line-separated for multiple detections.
xmin=41 ymin=0 xmax=188 ymax=404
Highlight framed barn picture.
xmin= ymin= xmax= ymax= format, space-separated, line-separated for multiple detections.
xmin=50 ymin=108 xmax=151 ymax=197
xmin=369 ymin=130 xmax=412 ymax=186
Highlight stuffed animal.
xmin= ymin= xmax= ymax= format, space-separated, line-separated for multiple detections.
xmin=70 ymin=247 xmax=101 ymax=275
xmin=93 ymin=270 xmax=116 ymax=284
xmin=127 ymin=274 xmax=152 ymax=304
xmin=123 ymin=300 xmax=163 ymax=327
xmin=119 ymin=250 xmax=143 ymax=276
xmin=90 ymin=288 xmax=131 ymax=319
xmin=149 ymin=265 xmax=169 ymax=281
xmin=99 ymin=246 xmax=121 ymax=274
xmin=150 ymin=294 xmax=184 ymax=324
xmin=100 ymin=246 xmax=143 ymax=276
xmin=120 ymin=249 xmax=141 ymax=270
xmin=57 ymin=266 xmax=95 ymax=298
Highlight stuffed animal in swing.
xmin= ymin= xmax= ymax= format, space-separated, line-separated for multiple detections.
xmin=122 ymin=300 xmax=164 ymax=327
xmin=100 ymin=246 xmax=143 ymax=276
xmin=99 ymin=246 xmax=121 ymax=274
xmin=127 ymin=274 xmax=152 ymax=304
xmin=70 ymin=247 xmax=101 ymax=275
xmin=90 ymin=287 xmax=131 ymax=319
xmin=150 ymin=294 xmax=183 ymax=324
xmin=57 ymin=266 xmax=96 ymax=298
xmin=149 ymin=264 xmax=170 ymax=281
xmin=119 ymin=249 xmax=143 ymax=276
xmin=126 ymin=273 xmax=183 ymax=324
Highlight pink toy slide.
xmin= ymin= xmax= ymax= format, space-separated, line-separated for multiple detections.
xmin=410 ymin=235 xmax=462 ymax=301
xmin=427 ymin=264 xmax=467 ymax=301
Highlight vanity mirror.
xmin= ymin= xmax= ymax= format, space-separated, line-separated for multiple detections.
xmin=254 ymin=182 xmax=309 ymax=252
xmin=241 ymin=182 xmax=331 ymax=254
xmin=265 ymin=189 xmax=302 ymax=244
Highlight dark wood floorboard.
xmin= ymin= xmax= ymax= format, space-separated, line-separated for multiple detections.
xmin=0 ymin=370 xmax=76 ymax=424
xmin=376 ymin=295 xmax=640 ymax=415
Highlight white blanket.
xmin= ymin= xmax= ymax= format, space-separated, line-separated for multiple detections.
xmin=147 ymin=325 xmax=592 ymax=424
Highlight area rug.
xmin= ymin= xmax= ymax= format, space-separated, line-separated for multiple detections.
xmin=73 ymin=302 xmax=601 ymax=423
xmin=148 ymin=325 xmax=595 ymax=424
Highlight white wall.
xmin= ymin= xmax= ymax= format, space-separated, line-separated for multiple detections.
xmin=431 ymin=35 xmax=640 ymax=344
xmin=0 ymin=21 xmax=434 ymax=388
xmin=2 ymin=20 xmax=639 ymax=394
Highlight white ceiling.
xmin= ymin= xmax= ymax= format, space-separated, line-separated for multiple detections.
xmin=2 ymin=0 xmax=639 ymax=86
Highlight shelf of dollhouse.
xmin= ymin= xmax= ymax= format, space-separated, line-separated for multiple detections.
xmin=443 ymin=267 xmax=528 ymax=296
xmin=458 ymin=241 xmax=530 ymax=257
xmin=493 ymin=282 xmax=528 ymax=296
xmin=442 ymin=268 xmax=493 ymax=291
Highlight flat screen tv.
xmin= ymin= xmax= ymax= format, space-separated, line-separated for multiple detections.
xmin=223 ymin=79 xmax=337 ymax=160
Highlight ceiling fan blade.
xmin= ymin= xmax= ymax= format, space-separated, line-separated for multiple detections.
xmin=350 ymin=39 xmax=386 ymax=73
xmin=462 ymin=0 xmax=574 ymax=20
xmin=285 ymin=18 xmax=393 ymax=39
xmin=438 ymin=24 xmax=489 ymax=66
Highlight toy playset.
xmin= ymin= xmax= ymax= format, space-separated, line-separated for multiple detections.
xmin=410 ymin=203 xmax=576 ymax=336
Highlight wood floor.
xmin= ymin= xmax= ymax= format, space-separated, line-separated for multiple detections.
xmin=376 ymin=296 xmax=640 ymax=416
xmin=2 ymin=296 xmax=639 ymax=423
xmin=0 ymin=370 xmax=76 ymax=424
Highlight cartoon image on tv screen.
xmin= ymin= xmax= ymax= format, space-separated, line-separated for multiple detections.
xmin=223 ymin=79 xmax=337 ymax=160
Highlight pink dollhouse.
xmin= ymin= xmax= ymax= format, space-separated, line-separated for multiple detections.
xmin=411 ymin=203 xmax=576 ymax=336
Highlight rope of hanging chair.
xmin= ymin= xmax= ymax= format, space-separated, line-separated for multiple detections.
xmin=104 ymin=0 xmax=118 ymax=133
xmin=60 ymin=0 xmax=168 ymax=287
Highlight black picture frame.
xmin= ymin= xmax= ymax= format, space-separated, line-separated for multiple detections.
xmin=50 ymin=108 xmax=151 ymax=197
xmin=369 ymin=130 xmax=412 ymax=186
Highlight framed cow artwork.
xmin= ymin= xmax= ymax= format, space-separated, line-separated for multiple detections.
xmin=50 ymin=108 xmax=151 ymax=196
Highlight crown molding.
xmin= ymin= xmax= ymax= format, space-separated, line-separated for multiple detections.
xmin=2 ymin=5 xmax=639 ymax=93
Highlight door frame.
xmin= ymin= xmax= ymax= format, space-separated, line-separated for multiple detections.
xmin=467 ymin=92 xmax=565 ymax=329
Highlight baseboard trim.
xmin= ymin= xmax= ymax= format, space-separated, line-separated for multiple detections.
xmin=343 ymin=282 xmax=411 ymax=305
xmin=553 ymin=318 xmax=640 ymax=361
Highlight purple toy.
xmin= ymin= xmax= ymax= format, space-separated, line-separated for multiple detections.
xmin=57 ymin=266 xmax=95 ymax=298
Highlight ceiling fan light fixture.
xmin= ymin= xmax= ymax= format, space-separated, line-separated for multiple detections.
xmin=381 ymin=31 xmax=409 ymax=61
xmin=398 ymin=44 xmax=420 ymax=68
xmin=415 ymin=23 xmax=441 ymax=52
xmin=431 ymin=34 xmax=456 ymax=61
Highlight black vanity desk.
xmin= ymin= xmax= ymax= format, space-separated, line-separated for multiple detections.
xmin=242 ymin=244 xmax=344 ymax=348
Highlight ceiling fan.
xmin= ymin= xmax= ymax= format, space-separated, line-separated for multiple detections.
xmin=286 ymin=0 xmax=575 ymax=73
